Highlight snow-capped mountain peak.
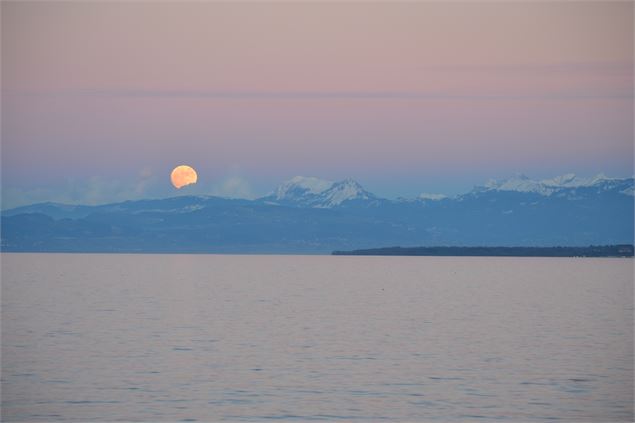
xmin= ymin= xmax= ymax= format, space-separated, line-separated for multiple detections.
xmin=316 ymin=178 xmax=374 ymax=207
xmin=542 ymin=173 xmax=577 ymax=186
xmin=273 ymin=176 xmax=333 ymax=200
xmin=587 ymin=173 xmax=611 ymax=185
xmin=541 ymin=173 xmax=613 ymax=188
xmin=486 ymin=173 xmax=551 ymax=195
xmin=264 ymin=177 xmax=374 ymax=208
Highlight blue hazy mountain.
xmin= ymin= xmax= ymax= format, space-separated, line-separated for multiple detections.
xmin=2 ymin=174 xmax=633 ymax=253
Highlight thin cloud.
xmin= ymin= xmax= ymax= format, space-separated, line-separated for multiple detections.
xmin=210 ymin=176 xmax=255 ymax=200
xmin=4 ymin=89 xmax=632 ymax=101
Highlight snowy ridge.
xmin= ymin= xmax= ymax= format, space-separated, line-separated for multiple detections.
xmin=418 ymin=193 xmax=448 ymax=201
xmin=482 ymin=173 xmax=631 ymax=196
xmin=315 ymin=178 xmax=374 ymax=208
xmin=263 ymin=176 xmax=374 ymax=208
xmin=274 ymin=176 xmax=333 ymax=200
xmin=621 ymin=186 xmax=635 ymax=196
xmin=258 ymin=173 xmax=633 ymax=208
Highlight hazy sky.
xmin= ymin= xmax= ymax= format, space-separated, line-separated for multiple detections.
xmin=2 ymin=1 xmax=633 ymax=207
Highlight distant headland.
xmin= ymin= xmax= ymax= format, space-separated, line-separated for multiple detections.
xmin=332 ymin=245 xmax=635 ymax=257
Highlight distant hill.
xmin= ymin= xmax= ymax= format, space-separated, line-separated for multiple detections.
xmin=332 ymin=245 xmax=635 ymax=257
xmin=2 ymin=174 xmax=633 ymax=253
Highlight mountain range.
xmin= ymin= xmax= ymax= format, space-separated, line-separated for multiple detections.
xmin=2 ymin=173 xmax=633 ymax=253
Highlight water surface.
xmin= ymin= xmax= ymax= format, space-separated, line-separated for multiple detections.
xmin=2 ymin=254 xmax=633 ymax=421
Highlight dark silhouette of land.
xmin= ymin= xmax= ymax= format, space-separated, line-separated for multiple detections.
xmin=332 ymin=245 xmax=634 ymax=257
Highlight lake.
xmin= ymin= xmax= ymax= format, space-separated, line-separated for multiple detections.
xmin=1 ymin=254 xmax=633 ymax=421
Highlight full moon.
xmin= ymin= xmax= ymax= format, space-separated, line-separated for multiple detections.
xmin=171 ymin=165 xmax=198 ymax=189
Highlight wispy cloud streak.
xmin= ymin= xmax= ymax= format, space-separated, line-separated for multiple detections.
xmin=4 ymin=89 xmax=633 ymax=101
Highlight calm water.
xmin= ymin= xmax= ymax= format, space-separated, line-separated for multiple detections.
xmin=1 ymin=254 xmax=633 ymax=422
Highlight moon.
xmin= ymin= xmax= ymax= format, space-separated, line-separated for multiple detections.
xmin=171 ymin=165 xmax=198 ymax=189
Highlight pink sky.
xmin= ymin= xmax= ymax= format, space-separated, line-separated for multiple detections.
xmin=2 ymin=2 xmax=633 ymax=206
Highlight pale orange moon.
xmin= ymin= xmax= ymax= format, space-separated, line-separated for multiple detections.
xmin=171 ymin=165 xmax=198 ymax=189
